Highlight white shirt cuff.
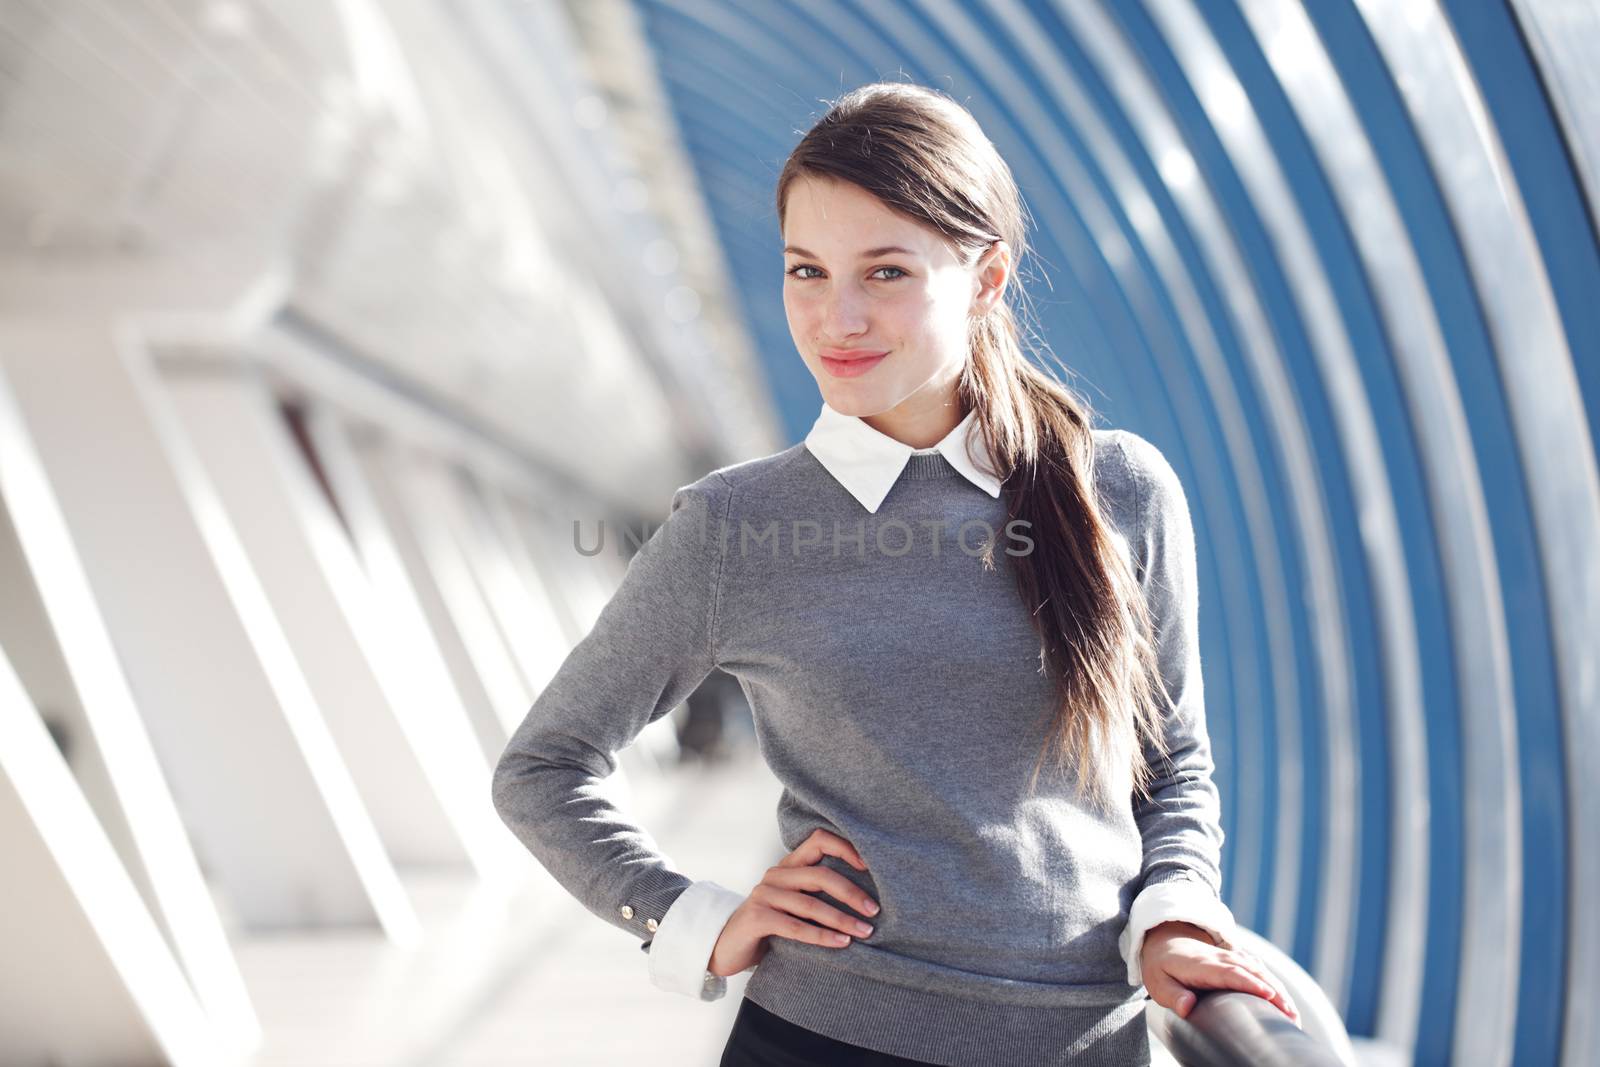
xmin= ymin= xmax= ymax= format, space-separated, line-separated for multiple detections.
xmin=1118 ymin=873 xmax=1238 ymax=988
xmin=646 ymin=879 xmax=746 ymax=1000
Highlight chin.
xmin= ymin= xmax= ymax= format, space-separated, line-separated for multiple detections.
xmin=818 ymin=385 xmax=893 ymax=418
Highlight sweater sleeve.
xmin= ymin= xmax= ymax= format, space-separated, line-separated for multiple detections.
xmin=491 ymin=472 xmax=731 ymax=947
xmin=1120 ymin=434 xmax=1229 ymax=901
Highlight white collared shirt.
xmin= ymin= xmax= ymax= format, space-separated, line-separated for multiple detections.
xmin=802 ymin=400 xmax=1004 ymax=512
xmin=644 ymin=401 xmax=1236 ymax=999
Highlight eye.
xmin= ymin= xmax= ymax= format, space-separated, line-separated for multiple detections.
xmin=871 ymin=266 xmax=908 ymax=281
xmin=785 ymin=264 xmax=822 ymax=279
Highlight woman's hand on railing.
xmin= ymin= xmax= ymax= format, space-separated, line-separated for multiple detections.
xmin=708 ymin=829 xmax=880 ymax=978
xmin=1139 ymin=920 xmax=1302 ymax=1027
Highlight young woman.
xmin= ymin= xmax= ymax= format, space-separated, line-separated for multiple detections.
xmin=493 ymin=82 xmax=1299 ymax=1067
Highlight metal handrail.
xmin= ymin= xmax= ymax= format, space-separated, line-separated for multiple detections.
xmin=1147 ymin=925 xmax=1358 ymax=1066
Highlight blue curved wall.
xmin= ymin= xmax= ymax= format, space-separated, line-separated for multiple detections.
xmin=632 ymin=2 xmax=1600 ymax=1064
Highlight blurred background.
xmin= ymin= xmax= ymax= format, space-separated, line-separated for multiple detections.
xmin=0 ymin=1 xmax=1595 ymax=1065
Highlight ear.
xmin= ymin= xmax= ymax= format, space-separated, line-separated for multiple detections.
xmin=971 ymin=240 xmax=1012 ymax=315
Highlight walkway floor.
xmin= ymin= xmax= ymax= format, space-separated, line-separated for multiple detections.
xmin=235 ymin=749 xmax=781 ymax=1066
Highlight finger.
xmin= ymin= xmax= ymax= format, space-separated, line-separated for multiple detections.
xmin=761 ymin=907 xmax=857 ymax=948
xmin=779 ymin=829 xmax=867 ymax=871
xmin=1169 ymin=956 xmax=1301 ymax=1026
xmin=1176 ymin=961 xmax=1277 ymax=1003
xmin=839 ymin=840 xmax=869 ymax=870
xmin=810 ymin=828 xmax=869 ymax=870
xmin=1225 ymin=963 xmax=1279 ymax=1000
xmin=1222 ymin=955 xmax=1276 ymax=997
xmin=763 ymin=864 xmax=881 ymax=917
xmin=1139 ymin=966 xmax=1199 ymax=1019
xmin=1254 ymin=975 xmax=1298 ymax=1023
xmin=759 ymin=887 xmax=876 ymax=939
xmin=1229 ymin=957 xmax=1300 ymax=1023
xmin=1219 ymin=964 xmax=1295 ymax=1017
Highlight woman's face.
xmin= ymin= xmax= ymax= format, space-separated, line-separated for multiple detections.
xmin=782 ymin=174 xmax=991 ymax=429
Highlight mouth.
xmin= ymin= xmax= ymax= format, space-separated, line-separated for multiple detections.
xmin=819 ymin=348 xmax=889 ymax=378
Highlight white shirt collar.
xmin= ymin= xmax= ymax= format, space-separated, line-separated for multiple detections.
xmin=803 ymin=401 xmax=1005 ymax=513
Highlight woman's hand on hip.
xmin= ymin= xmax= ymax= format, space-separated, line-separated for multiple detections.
xmin=708 ymin=829 xmax=880 ymax=978
xmin=1139 ymin=921 xmax=1301 ymax=1027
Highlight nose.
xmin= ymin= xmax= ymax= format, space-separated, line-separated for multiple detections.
xmin=821 ymin=281 xmax=869 ymax=339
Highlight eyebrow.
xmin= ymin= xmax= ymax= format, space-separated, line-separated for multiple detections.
xmin=783 ymin=244 xmax=917 ymax=258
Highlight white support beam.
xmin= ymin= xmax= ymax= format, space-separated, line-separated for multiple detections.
xmin=0 ymin=366 xmax=260 ymax=1048
xmin=0 ymin=641 xmax=236 ymax=1067
xmin=367 ymin=447 xmax=536 ymax=733
xmin=476 ymin=483 xmax=584 ymax=652
xmin=369 ymin=445 xmax=679 ymax=796
xmin=300 ymin=407 xmax=525 ymax=796
xmin=499 ymin=489 xmax=621 ymax=641
xmin=405 ymin=459 xmax=572 ymax=708
xmin=0 ymin=318 xmax=414 ymax=938
xmin=162 ymin=368 xmax=480 ymax=873
xmin=168 ymin=370 xmax=523 ymax=883
xmin=344 ymin=438 xmax=512 ymax=764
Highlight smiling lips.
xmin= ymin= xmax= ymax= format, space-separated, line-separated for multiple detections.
xmin=820 ymin=348 xmax=889 ymax=378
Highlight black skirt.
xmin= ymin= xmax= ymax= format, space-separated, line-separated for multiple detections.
xmin=719 ymin=995 xmax=945 ymax=1066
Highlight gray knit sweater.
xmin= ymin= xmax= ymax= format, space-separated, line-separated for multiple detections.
xmin=491 ymin=427 xmax=1227 ymax=1066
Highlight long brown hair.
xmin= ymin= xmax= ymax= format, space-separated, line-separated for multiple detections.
xmin=775 ymin=82 xmax=1174 ymax=814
